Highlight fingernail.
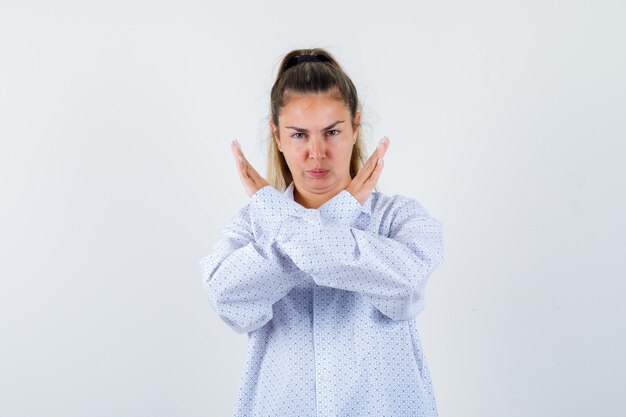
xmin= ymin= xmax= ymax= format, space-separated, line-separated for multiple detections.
xmin=377 ymin=138 xmax=384 ymax=149
xmin=234 ymin=139 xmax=241 ymax=150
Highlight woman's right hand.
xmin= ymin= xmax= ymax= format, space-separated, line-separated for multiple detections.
xmin=346 ymin=136 xmax=389 ymax=206
xmin=230 ymin=139 xmax=270 ymax=198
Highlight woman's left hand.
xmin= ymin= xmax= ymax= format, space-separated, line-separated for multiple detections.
xmin=230 ymin=139 xmax=270 ymax=198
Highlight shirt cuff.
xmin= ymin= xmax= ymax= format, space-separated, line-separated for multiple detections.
xmin=275 ymin=214 xmax=355 ymax=287
xmin=318 ymin=189 xmax=363 ymax=226
xmin=248 ymin=185 xmax=312 ymax=242
xmin=248 ymin=185 xmax=363 ymax=243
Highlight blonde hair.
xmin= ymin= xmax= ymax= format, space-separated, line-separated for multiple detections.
xmin=266 ymin=48 xmax=369 ymax=192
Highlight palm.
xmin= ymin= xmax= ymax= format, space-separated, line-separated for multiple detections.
xmin=346 ymin=137 xmax=389 ymax=205
xmin=230 ymin=140 xmax=270 ymax=198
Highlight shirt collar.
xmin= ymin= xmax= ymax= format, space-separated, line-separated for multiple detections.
xmin=283 ymin=181 xmax=373 ymax=216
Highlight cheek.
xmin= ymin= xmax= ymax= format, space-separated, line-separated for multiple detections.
xmin=286 ymin=149 xmax=307 ymax=161
xmin=340 ymin=143 xmax=354 ymax=160
xmin=282 ymin=151 xmax=307 ymax=170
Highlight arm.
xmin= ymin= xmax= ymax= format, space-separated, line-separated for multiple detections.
xmin=198 ymin=203 xmax=305 ymax=335
xmin=198 ymin=186 xmax=357 ymax=334
xmin=273 ymin=191 xmax=444 ymax=322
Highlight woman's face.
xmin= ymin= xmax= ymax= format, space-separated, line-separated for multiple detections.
xmin=271 ymin=93 xmax=360 ymax=197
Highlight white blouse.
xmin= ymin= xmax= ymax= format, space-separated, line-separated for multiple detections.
xmin=199 ymin=182 xmax=444 ymax=416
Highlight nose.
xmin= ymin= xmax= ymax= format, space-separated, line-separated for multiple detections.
xmin=309 ymin=137 xmax=326 ymax=160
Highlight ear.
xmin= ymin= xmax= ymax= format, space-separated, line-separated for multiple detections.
xmin=270 ymin=121 xmax=282 ymax=151
xmin=353 ymin=111 xmax=361 ymax=142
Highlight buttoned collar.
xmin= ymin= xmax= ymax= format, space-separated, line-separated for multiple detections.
xmin=283 ymin=181 xmax=373 ymax=216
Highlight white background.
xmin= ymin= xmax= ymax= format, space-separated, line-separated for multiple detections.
xmin=1 ymin=1 xmax=624 ymax=416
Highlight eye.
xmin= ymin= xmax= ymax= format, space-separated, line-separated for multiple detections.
xmin=326 ymin=129 xmax=340 ymax=136
xmin=291 ymin=132 xmax=306 ymax=139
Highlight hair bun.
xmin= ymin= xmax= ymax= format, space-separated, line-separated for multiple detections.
xmin=285 ymin=53 xmax=330 ymax=70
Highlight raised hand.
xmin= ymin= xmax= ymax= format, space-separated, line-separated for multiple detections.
xmin=346 ymin=136 xmax=389 ymax=206
xmin=230 ymin=139 xmax=270 ymax=198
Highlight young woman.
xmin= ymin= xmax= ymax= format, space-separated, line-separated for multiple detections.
xmin=199 ymin=48 xmax=444 ymax=417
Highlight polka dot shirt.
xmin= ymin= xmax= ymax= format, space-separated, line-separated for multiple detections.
xmin=199 ymin=182 xmax=444 ymax=416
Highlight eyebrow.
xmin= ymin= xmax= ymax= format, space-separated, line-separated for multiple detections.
xmin=285 ymin=120 xmax=345 ymax=133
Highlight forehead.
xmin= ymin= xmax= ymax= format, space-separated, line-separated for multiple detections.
xmin=279 ymin=93 xmax=350 ymax=125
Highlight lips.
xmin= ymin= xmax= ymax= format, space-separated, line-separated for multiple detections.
xmin=307 ymin=169 xmax=329 ymax=178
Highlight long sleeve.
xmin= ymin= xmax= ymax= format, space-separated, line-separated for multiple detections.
xmin=198 ymin=203 xmax=305 ymax=334
xmin=198 ymin=186 xmax=360 ymax=334
xmin=275 ymin=192 xmax=444 ymax=321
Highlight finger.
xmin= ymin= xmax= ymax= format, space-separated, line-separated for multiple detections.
xmin=235 ymin=142 xmax=253 ymax=173
xmin=364 ymin=139 xmax=386 ymax=179
xmin=353 ymin=150 xmax=378 ymax=185
xmin=239 ymin=149 xmax=254 ymax=172
xmin=367 ymin=140 xmax=385 ymax=168
xmin=376 ymin=136 xmax=389 ymax=160
xmin=231 ymin=140 xmax=243 ymax=165
xmin=244 ymin=160 xmax=265 ymax=187
xmin=231 ymin=140 xmax=251 ymax=181
xmin=351 ymin=137 xmax=389 ymax=186
xmin=235 ymin=147 xmax=265 ymax=186
xmin=366 ymin=156 xmax=384 ymax=187
xmin=366 ymin=137 xmax=387 ymax=168
xmin=364 ymin=137 xmax=387 ymax=174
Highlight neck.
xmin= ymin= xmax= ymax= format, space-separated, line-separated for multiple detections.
xmin=293 ymin=178 xmax=352 ymax=209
